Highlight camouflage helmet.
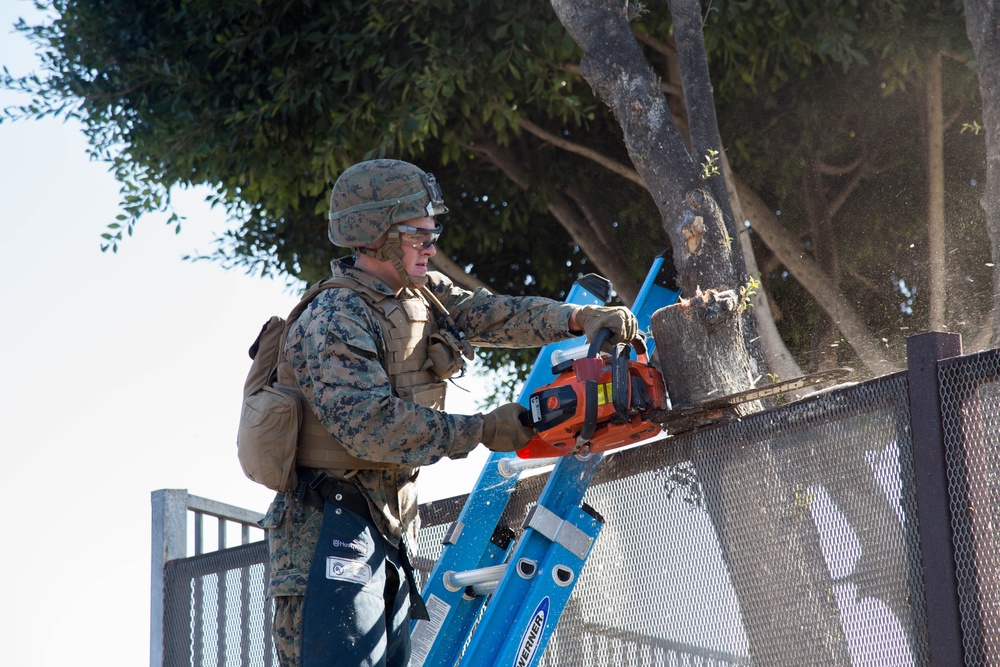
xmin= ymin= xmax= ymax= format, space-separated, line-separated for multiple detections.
xmin=328 ymin=159 xmax=449 ymax=248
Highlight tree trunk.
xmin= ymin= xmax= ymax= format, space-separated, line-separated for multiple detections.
xmin=652 ymin=288 xmax=759 ymax=407
xmin=802 ymin=156 xmax=843 ymax=370
xmin=722 ymin=151 xmax=804 ymax=381
xmin=550 ymin=0 xmax=849 ymax=661
xmin=963 ymin=0 xmax=1000 ymax=346
xmin=925 ymin=49 xmax=948 ymax=332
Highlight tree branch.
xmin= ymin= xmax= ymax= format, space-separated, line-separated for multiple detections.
xmin=827 ymin=159 xmax=872 ymax=221
xmin=460 ymin=139 xmax=529 ymax=189
xmin=735 ymin=174 xmax=897 ymax=375
xmin=564 ymin=184 xmax=619 ymax=251
xmin=517 ymin=115 xmax=646 ymax=188
xmin=429 ymin=253 xmax=493 ymax=292
xmin=632 ymin=27 xmax=677 ymax=61
xmin=814 ymin=153 xmax=866 ymax=176
xmin=667 ymin=0 xmax=721 ymax=162
xmin=464 ymin=137 xmax=641 ymax=302
xmin=944 ymin=98 xmax=968 ymax=131
xmin=721 ymin=150 xmax=804 ymax=382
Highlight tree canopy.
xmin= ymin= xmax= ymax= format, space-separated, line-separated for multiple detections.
xmin=3 ymin=0 xmax=989 ymax=380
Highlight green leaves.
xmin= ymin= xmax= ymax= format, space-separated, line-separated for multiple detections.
xmin=696 ymin=0 xmax=906 ymax=95
xmin=4 ymin=0 xmax=597 ymax=278
xmin=5 ymin=0 xmax=984 ymax=374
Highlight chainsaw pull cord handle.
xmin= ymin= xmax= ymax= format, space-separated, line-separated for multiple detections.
xmin=629 ymin=333 xmax=649 ymax=363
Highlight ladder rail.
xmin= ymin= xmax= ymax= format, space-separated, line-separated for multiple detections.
xmin=413 ymin=259 xmax=680 ymax=667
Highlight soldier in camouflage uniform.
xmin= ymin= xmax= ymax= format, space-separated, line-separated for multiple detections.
xmin=261 ymin=159 xmax=637 ymax=667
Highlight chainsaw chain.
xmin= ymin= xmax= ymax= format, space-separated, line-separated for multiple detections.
xmin=646 ymin=367 xmax=854 ymax=436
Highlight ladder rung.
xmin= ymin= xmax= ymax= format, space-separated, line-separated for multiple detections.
xmin=497 ymin=456 xmax=559 ymax=478
xmin=442 ymin=555 xmax=542 ymax=593
xmin=469 ymin=580 xmax=498 ymax=597
xmin=442 ymin=564 xmax=507 ymax=592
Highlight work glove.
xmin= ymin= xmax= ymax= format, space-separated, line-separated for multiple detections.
xmin=574 ymin=305 xmax=639 ymax=347
xmin=480 ymin=403 xmax=535 ymax=452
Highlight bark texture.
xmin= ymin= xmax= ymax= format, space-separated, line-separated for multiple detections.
xmin=651 ymin=289 xmax=755 ymax=408
xmin=964 ymin=0 xmax=1000 ymax=346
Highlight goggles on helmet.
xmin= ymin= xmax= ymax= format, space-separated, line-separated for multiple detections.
xmin=421 ymin=173 xmax=446 ymax=216
xmin=395 ymin=223 xmax=443 ymax=250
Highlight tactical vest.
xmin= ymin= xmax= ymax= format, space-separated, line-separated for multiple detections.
xmin=279 ymin=276 xmax=448 ymax=472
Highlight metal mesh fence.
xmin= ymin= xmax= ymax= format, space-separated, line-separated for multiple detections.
xmin=939 ymin=348 xmax=1000 ymax=665
xmin=162 ymin=542 xmax=277 ymax=667
xmin=415 ymin=373 xmax=930 ymax=666
xmin=160 ymin=349 xmax=1000 ymax=666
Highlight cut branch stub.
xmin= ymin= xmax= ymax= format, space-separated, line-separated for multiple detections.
xmin=651 ymin=288 xmax=759 ymax=409
xmin=670 ymin=188 xmax=742 ymax=298
xmin=680 ymin=211 xmax=705 ymax=255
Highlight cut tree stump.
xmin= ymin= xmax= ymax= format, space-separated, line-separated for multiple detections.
xmin=650 ymin=287 xmax=759 ymax=411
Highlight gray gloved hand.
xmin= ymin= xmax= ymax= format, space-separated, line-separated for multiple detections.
xmin=574 ymin=305 xmax=639 ymax=346
xmin=480 ymin=403 xmax=535 ymax=452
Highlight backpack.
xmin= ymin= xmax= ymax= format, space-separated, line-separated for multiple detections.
xmin=236 ymin=283 xmax=331 ymax=493
xmin=236 ymin=278 xmax=473 ymax=492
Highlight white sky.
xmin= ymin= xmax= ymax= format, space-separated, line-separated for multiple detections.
xmin=0 ymin=4 xmax=488 ymax=665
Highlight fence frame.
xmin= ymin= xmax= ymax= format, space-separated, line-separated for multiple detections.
xmin=150 ymin=490 xmax=265 ymax=667
xmin=907 ymin=332 xmax=966 ymax=665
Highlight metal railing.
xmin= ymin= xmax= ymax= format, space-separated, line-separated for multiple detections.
xmin=151 ymin=490 xmax=267 ymax=667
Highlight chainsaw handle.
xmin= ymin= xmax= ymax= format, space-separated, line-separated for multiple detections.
xmin=577 ymin=328 xmax=612 ymax=445
xmin=579 ymin=375 xmax=600 ymax=444
xmin=587 ymin=327 xmax=613 ymax=357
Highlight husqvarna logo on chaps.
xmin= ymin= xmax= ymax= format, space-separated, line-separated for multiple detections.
xmin=514 ymin=596 xmax=549 ymax=667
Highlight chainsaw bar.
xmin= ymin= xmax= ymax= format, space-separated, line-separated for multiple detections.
xmin=646 ymin=367 xmax=854 ymax=436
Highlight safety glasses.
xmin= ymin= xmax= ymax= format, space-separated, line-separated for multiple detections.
xmin=395 ymin=223 xmax=443 ymax=250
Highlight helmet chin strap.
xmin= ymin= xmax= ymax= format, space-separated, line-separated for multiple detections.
xmin=359 ymin=230 xmax=428 ymax=289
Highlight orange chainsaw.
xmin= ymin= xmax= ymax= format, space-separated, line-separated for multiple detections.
xmin=518 ymin=328 xmax=852 ymax=459
xmin=517 ymin=328 xmax=667 ymax=459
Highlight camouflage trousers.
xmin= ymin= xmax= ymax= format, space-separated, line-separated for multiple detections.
xmin=273 ymin=596 xmax=303 ymax=667
xmin=270 ymin=500 xmax=413 ymax=667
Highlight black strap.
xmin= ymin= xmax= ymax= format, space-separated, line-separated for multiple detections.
xmin=294 ymin=469 xmax=430 ymax=621
xmin=295 ymin=468 xmax=371 ymax=517
xmin=416 ymin=285 xmax=474 ymax=360
xmin=397 ymin=535 xmax=430 ymax=621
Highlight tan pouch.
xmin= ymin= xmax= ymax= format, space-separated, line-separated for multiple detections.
xmin=398 ymin=380 xmax=449 ymax=410
xmin=237 ymin=384 xmax=302 ymax=492
xmin=426 ymin=330 xmax=469 ymax=380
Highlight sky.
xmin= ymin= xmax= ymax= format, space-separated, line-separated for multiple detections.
xmin=0 ymin=4 xmax=489 ymax=665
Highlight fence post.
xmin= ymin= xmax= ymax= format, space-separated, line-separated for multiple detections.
xmin=906 ymin=332 xmax=963 ymax=666
xmin=151 ymin=489 xmax=190 ymax=667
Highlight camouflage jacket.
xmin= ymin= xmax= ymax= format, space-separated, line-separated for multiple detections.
xmin=268 ymin=260 xmax=577 ymax=578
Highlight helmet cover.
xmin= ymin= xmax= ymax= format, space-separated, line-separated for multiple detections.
xmin=328 ymin=159 xmax=449 ymax=248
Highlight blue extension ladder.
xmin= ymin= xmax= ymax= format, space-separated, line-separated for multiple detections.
xmin=410 ymin=253 xmax=680 ymax=667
